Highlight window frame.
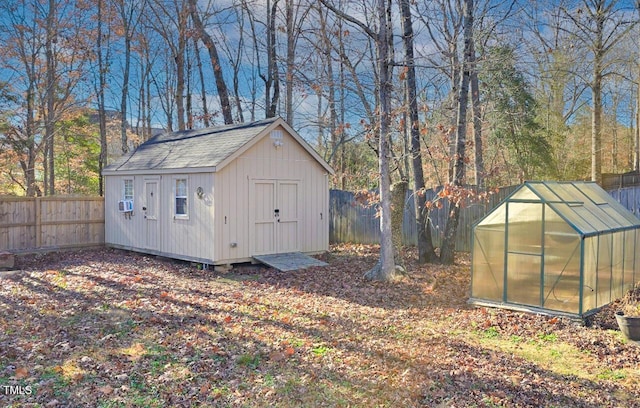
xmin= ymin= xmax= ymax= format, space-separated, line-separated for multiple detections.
xmin=123 ymin=178 xmax=134 ymax=201
xmin=174 ymin=176 xmax=189 ymax=219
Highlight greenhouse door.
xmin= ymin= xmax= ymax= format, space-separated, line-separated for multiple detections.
xmin=505 ymin=202 xmax=543 ymax=307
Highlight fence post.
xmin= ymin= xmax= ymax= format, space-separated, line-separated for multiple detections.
xmin=35 ymin=196 xmax=41 ymax=248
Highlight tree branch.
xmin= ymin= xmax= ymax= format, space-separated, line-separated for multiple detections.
xmin=318 ymin=0 xmax=376 ymax=39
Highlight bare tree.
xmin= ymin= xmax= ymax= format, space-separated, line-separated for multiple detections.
xmin=399 ymin=0 xmax=437 ymax=263
xmin=632 ymin=1 xmax=640 ymax=172
xmin=192 ymin=37 xmax=210 ymax=127
xmin=561 ymin=0 xmax=636 ymax=183
xmin=264 ymin=0 xmax=280 ymax=118
xmin=320 ymin=0 xmax=398 ymax=280
xmin=416 ymin=0 xmax=464 ymax=183
xmin=95 ymin=0 xmax=110 ymax=196
xmin=317 ymin=5 xmax=338 ymax=168
xmin=0 ymin=3 xmax=43 ymax=196
xmin=469 ymin=41 xmax=483 ymax=187
xmin=113 ymin=0 xmax=144 ymax=152
xmin=188 ymin=0 xmax=234 ymax=124
xmin=440 ymin=0 xmax=474 ymax=265
xmin=283 ymin=0 xmax=310 ymax=124
xmin=147 ymin=0 xmax=191 ymax=130
xmin=43 ymin=0 xmax=56 ymax=195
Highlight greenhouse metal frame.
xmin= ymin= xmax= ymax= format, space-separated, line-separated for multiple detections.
xmin=471 ymin=181 xmax=640 ymax=318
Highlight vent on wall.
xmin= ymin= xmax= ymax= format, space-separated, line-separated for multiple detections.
xmin=118 ymin=200 xmax=134 ymax=212
xmin=271 ymin=130 xmax=284 ymax=148
xmin=270 ymin=130 xmax=283 ymax=140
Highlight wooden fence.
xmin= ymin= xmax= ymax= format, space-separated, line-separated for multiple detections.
xmin=601 ymin=171 xmax=640 ymax=190
xmin=3 ymin=185 xmax=639 ymax=255
xmin=0 ymin=196 xmax=104 ymax=253
xmin=329 ymin=185 xmax=640 ymax=252
xmin=329 ymin=185 xmax=518 ymax=251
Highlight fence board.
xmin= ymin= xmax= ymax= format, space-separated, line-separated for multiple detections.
xmin=4 ymin=186 xmax=638 ymax=254
xmin=329 ymin=185 xmax=638 ymax=251
xmin=0 ymin=196 xmax=104 ymax=252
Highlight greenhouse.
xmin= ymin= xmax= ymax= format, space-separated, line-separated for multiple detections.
xmin=471 ymin=181 xmax=640 ymax=318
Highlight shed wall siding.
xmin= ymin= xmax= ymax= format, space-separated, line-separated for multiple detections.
xmin=105 ymin=176 xmax=139 ymax=248
xmin=105 ymin=173 xmax=216 ymax=263
xmin=159 ymin=173 xmax=215 ymax=261
xmin=214 ymin=126 xmax=329 ymax=261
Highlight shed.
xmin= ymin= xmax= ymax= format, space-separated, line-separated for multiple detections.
xmin=102 ymin=117 xmax=334 ymax=266
xmin=471 ymin=181 xmax=640 ymax=318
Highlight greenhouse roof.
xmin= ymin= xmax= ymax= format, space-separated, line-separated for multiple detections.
xmin=486 ymin=181 xmax=640 ymax=236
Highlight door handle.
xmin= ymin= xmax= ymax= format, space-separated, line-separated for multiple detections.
xmin=274 ymin=208 xmax=280 ymax=222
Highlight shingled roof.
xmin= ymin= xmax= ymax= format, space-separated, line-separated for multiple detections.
xmin=103 ymin=117 xmax=333 ymax=174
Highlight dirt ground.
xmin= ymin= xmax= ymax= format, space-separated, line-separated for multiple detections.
xmin=0 ymin=244 xmax=638 ymax=407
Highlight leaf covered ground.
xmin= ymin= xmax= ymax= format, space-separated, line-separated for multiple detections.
xmin=1 ymin=245 xmax=639 ymax=407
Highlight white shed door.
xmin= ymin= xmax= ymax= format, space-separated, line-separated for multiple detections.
xmin=250 ymin=180 xmax=300 ymax=256
xmin=144 ymin=179 xmax=159 ymax=251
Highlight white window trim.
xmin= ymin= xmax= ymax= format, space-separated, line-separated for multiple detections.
xmin=123 ymin=178 xmax=134 ymax=201
xmin=173 ymin=176 xmax=189 ymax=220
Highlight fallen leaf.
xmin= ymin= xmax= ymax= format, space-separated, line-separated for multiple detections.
xmin=15 ymin=367 xmax=28 ymax=379
xmin=98 ymin=385 xmax=113 ymax=395
xmin=269 ymin=351 xmax=286 ymax=362
xmin=200 ymin=381 xmax=210 ymax=394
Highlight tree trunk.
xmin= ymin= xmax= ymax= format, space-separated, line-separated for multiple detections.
xmin=448 ymin=54 xmax=460 ymax=184
xmin=121 ymin=33 xmax=131 ymax=153
xmin=145 ymin=46 xmax=153 ymax=139
xmin=44 ymin=0 xmax=56 ymax=195
xmin=440 ymin=0 xmax=473 ymax=265
xmin=285 ymin=0 xmax=295 ymax=124
xmin=635 ymin=73 xmax=639 ymax=171
xmin=97 ymin=0 xmax=108 ymax=196
xmin=193 ymin=37 xmax=209 ymax=127
xmin=365 ymin=0 xmax=396 ymax=281
xmin=25 ymin=84 xmax=37 ymax=197
xmin=318 ymin=7 xmax=338 ymax=168
xmin=230 ymin=10 xmax=245 ymax=123
xmin=399 ymin=0 xmax=436 ymax=263
xmin=470 ymin=49 xmax=484 ymax=188
xmin=390 ymin=180 xmax=408 ymax=270
xmin=265 ymin=0 xmax=280 ymax=118
xmin=591 ymin=2 xmax=604 ymax=184
xmin=175 ymin=9 xmax=187 ymax=131
xmin=188 ymin=0 xmax=233 ymax=125
xmin=635 ymin=4 xmax=640 ymax=171
xmin=592 ymin=57 xmax=602 ymax=184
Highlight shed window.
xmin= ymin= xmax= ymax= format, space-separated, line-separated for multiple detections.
xmin=175 ymin=178 xmax=188 ymax=217
xmin=123 ymin=179 xmax=134 ymax=200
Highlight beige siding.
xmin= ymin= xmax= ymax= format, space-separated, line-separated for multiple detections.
xmin=105 ymin=175 xmax=136 ymax=247
xmin=214 ymin=125 xmax=329 ymax=262
xmin=159 ymin=173 xmax=215 ymax=261
xmin=105 ymin=173 xmax=216 ymax=263
xmin=105 ymin=124 xmax=329 ymax=265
